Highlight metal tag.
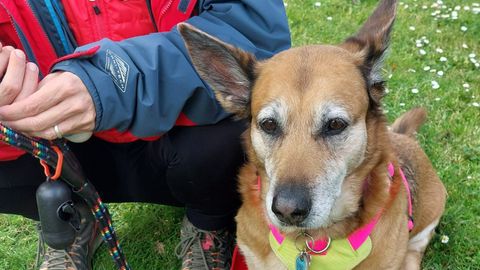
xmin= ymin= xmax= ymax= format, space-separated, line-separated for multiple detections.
xmin=295 ymin=250 xmax=311 ymax=270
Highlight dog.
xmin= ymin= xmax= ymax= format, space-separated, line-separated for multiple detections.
xmin=179 ymin=0 xmax=446 ymax=269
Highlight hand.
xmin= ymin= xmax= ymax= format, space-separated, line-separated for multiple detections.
xmin=0 ymin=43 xmax=39 ymax=105
xmin=0 ymin=71 xmax=96 ymax=140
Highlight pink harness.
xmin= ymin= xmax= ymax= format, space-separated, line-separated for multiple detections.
xmin=230 ymin=163 xmax=414 ymax=270
xmin=267 ymin=163 xmax=414 ymax=253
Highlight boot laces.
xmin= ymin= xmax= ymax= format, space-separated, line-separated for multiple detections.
xmin=175 ymin=224 xmax=232 ymax=270
xmin=36 ymin=232 xmax=77 ymax=270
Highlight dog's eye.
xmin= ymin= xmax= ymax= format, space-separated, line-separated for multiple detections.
xmin=260 ymin=118 xmax=279 ymax=134
xmin=324 ymin=118 xmax=348 ymax=135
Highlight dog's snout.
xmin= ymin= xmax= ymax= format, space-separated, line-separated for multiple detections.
xmin=272 ymin=183 xmax=311 ymax=225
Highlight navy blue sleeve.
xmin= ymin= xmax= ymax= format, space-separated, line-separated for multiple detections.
xmin=52 ymin=0 xmax=291 ymax=137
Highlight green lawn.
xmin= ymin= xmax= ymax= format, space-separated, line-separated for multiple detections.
xmin=1 ymin=0 xmax=479 ymax=269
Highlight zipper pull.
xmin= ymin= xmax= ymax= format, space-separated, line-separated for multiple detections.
xmin=93 ymin=5 xmax=101 ymax=15
xmin=89 ymin=0 xmax=101 ymax=15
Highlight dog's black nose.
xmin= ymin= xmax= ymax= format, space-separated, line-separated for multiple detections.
xmin=272 ymin=183 xmax=311 ymax=225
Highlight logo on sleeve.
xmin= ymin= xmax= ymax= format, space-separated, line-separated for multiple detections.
xmin=105 ymin=50 xmax=129 ymax=93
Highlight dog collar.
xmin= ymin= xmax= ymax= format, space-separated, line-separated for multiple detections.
xmin=263 ymin=163 xmax=414 ymax=270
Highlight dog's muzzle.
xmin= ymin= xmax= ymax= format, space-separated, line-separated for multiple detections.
xmin=272 ymin=182 xmax=312 ymax=226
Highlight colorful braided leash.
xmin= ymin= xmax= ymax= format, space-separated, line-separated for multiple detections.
xmin=0 ymin=123 xmax=130 ymax=270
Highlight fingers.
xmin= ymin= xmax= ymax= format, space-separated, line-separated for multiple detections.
xmin=0 ymin=75 xmax=63 ymax=121
xmin=3 ymin=98 xmax=95 ymax=139
xmin=29 ymin=113 xmax=95 ymax=140
xmin=0 ymin=45 xmax=15 ymax=77
xmin=0 ymin=49 xmax=27 ymax=106
xmin=0 ymin=71 xmax=96 ymax=140
xmin=14 ymin=62 xmax=39 ymax=102
xmin=2 ymin=96 xmax=81 ymax=132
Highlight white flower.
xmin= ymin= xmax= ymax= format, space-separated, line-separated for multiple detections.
xmin=422 ymin=5 xmax=428 ymax=9
xmin=411 ymin=88 xmax=419 ymax=94
xmin=461 ymin=26 xmax=468 ymax=32
xmin=326 ymin=16 xmax=332 ymax=21
xmin=462 ymin=43 xmax=469 ymax=49
xmin=424 ymin=66 xmax=431 ymax=71
xmin=409 ymin=26 xmax=416 ymax=31
xmin=454 ymin=5 xmax=461 ymax=10
xmin=463 ymin=83 xmax=470 ymax=88
xmin=314 ymin=2 xmax=321 ymax=7
xmin=473 ymin=102 xmax=480 ymax=107
xmin=435 ymin=97 xmax=441 ymax=101
xmin=437 ymin=71 xmax=444 ymax=76
xmin=431 ymin=81 xmax=440 ymax=89
xmin=436 ymin=48 xmax=444 ymax=53
xmin=469 ymin=53 xmax=476 ymax=58
xmin=464 ymin=6 xmax=470 ymax=11
xmin=399 ymin=103 xmax=405 ymax=106
xmin=440 ymin=56 xmax=448 ymax=62
xmin=436 ymin=29 xmax=442 ymax=33
xmin=416 ymin=43 xmax=423 ymax=48
xmin=408 ymin=68 xmax=416 ymax=73
xmin=441 ymin=235 xmax=449 ymax=244
xmin=419 ymin=49 xmax=427 ymax=55
xmin=475 ymin=63 xmax=480 ymax=68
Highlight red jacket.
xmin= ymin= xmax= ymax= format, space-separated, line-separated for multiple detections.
xmin=0 ymin=0 xmax=197 ymax=160
xmin=0 ymin=0 xmax=291 ymax=161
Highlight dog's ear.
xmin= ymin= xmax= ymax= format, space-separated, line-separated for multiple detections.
xmin=341 ymin=0 xmax=397 ymax=109
xmin=178 ymin=23 xmax=256 ymax=119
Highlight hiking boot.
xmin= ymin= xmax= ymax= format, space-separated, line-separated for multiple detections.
xmin=36 ymin=203 xmax=102 ymax=270
xmin=175 ymin=217 xmax=235 ymax=270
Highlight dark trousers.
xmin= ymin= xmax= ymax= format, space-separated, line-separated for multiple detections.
xmin=0 ymin=118 xmax=246 ymax=230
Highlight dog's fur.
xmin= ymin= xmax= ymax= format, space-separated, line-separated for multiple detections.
xmin=179 ymin=0 xmax=446 ymax=269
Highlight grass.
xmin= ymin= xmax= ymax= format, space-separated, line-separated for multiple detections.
xmin=1 ymin=0 xmax=479 ymax=269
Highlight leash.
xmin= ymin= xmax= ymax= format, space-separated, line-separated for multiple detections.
xmin=0 ymin=123 xmax=130 ymax=270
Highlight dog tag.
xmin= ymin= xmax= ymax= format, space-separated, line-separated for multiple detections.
xmin=295 ymin=250 xmax=311 ymax=270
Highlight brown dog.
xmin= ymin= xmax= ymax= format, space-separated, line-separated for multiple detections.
xmin=179 ymin=0 xmax=446 ymax=269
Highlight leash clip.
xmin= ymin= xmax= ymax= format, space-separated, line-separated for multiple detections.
xmin=39 ymin=146 xmax=64 ymax=180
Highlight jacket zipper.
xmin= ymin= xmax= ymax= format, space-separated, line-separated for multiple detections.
xmin=158 ymin=0 xmax=174 ymax=21
xmin=0 ymin=1 xmax=49 ymax=76
xmin=0 ymin=3 xmax=22 ymax=50
xmin=23 ymin=0 xmax=57 ymax=57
